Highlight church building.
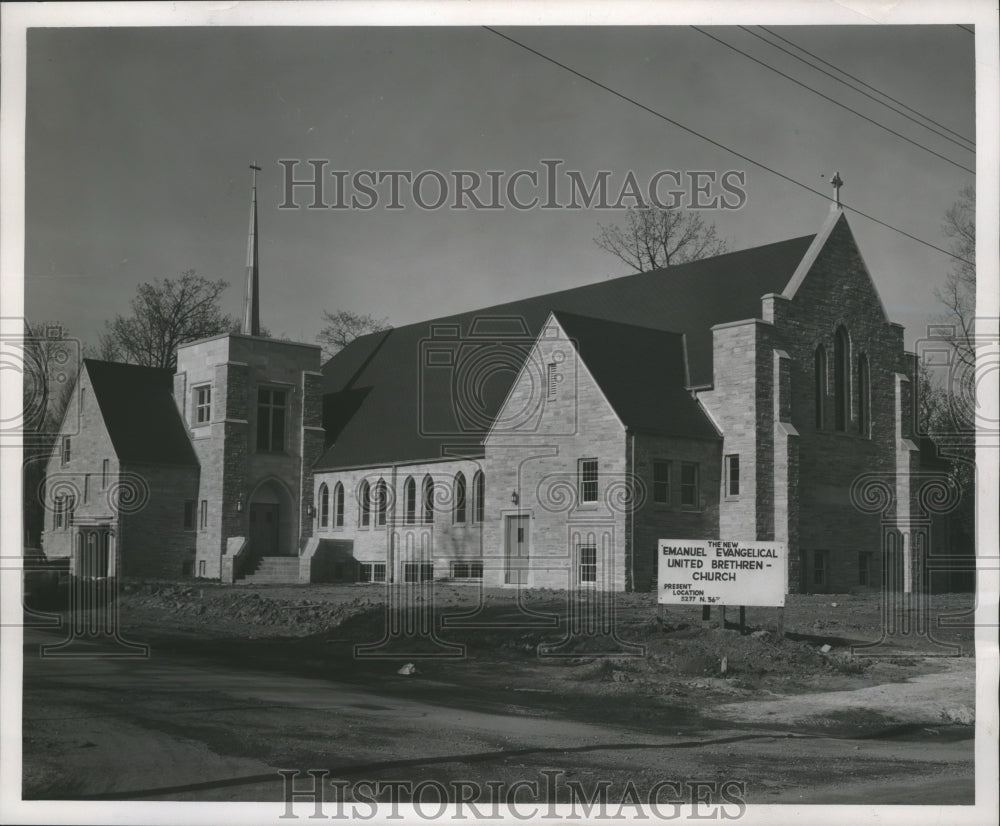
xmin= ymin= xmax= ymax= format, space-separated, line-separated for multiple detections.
xmin=41 ymin=175 xmax=933 ymax=594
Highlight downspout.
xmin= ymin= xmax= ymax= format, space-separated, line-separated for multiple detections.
xmin=388 ymin=463 xmax=398 ymax=583
xmin=628 ymin=429 xmax=635 ymax=593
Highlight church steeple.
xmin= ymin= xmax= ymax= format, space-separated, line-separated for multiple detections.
xmin=242 ymin=162 xmax=261 ymax=336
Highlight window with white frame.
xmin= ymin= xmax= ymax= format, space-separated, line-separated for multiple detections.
xmin=680 ymin=462 xmax=699 ymax=508
xmin=333 ymin=482 xmax=344 ymax=528
xmin=578 ymin=458 xmax=598 ymax=504
xmin=454 ymin=472 xmax=467 ymax=523
xmin=319 ymin=483 xmax=330 ymax=528
xmin=404 ymin=562 xmax=435 ymax=582
xmin=724 ymin=455 xmax=740 ymax=498
xmin=375 ymin=479 xmax=388 ymax=527
xmin=359 ymin=480 xmax=371 ymax=527
xmin=578 ymin=545 xmax=597 ymax=584
xmin=653 ymin=461 xmax=671 ymax=504
xmin=451 ymin=560 xmax=483 ymax=580
xmin=473 ymin=470 xmax=485 ymax=523
xmin=404 ymin=477 xmax=416 ymax=524
xmin=194 ymin=384 xmax=212 ymax=424
xmin=359 ymin=562 xmax=386 ymax=583
xmin=61 ymin=436 xmax=71 ymax=465
xmin=422 ymin=476 xmax=434 ymax=523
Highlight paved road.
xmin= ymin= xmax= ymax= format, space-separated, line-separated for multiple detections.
xmin=20 ymin=628 xmax=974 ymax=806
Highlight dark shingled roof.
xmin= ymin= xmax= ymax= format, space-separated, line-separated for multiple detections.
xmin=85 ymin=359 xmax=198 ymax=466
xmin=317 ymin=234 xmax=813 ymax=470
xmin=552 ymin=312 xmax=719 ymax=440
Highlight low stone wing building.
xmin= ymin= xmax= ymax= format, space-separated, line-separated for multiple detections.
xmin=41 ymin=206 xmax=950 ymax=593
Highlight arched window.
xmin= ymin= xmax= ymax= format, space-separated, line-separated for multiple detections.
xmin=814 ymin=345 xmax=826 ymax=430
xmin=376 ymin=478 xmax=388 ymax=527
xmin=333 ymin=483 xmax=344 ymax=528
xmin=857 ymin=353 xmax=871 ymax=437
xmin=318 ymin=483 xmax=330 ymax=528
xmin=473 ymin=470 xmax=485 ymax=523
xmin=404 ymin=477 xmax=416 ymax=524
xmin=454 ymin=473 xmax=467 ymax=523
xmin=422 ymin=476 xmax=434 ymax=524
xmin=359 ymin=480 xmax=371 ymax=527
xmin=834 ymin=327 xmax=850 ymax=431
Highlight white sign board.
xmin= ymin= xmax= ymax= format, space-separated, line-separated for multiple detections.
xmin=657 ymin=539 xmax=787 ymax=607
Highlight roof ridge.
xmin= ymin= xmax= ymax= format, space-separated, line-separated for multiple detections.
xmin=338 ymin=232 xmax=818 ymax=348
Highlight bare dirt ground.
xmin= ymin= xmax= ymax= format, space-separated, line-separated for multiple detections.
xmin=20 ymin=582 xmax=978 ymax=805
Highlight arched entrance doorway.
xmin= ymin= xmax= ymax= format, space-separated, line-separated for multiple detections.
xmin=247 ymin=478 xmax=296 ymax=558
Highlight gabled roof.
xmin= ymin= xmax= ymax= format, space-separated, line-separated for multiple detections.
xmin=84 ymin=359 xmax=198 ymax=466
xmin=550 ymin=312 xmax=719 ymax=440
xmin=316 ymin=232 xmax=815 ymax=470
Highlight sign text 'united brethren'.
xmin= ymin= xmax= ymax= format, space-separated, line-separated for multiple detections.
xmin=657 ymin=539 xmax=788 ymax=607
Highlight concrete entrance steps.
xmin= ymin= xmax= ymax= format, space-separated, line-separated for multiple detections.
xmin=239 ymin=556 xmax=300 ymax=585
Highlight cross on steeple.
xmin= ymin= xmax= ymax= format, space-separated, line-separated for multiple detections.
xmin=830 ymin=171 xmax=844 ymax=208
xmin=242 ymin=162 xmax=261 ymax=336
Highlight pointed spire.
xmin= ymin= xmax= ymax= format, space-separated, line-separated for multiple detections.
xmin=242 ymin=162 xmax=262 ymax=336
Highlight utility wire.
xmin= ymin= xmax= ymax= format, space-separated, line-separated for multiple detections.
xmin=744 ymin=26 xmax=974 ymax=152
xmin=957 ymin=24 xmax=975 ymax=35
xmin=692 ymin=27 xmax=974 ymax=175
xmin=759 ymin=26 xmax=975 ymax=148
xmin=482 ymin=26 xmax=973 ymax=266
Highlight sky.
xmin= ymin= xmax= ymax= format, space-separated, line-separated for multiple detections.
xmin=22 ymin=21 xmax=978 ymax=353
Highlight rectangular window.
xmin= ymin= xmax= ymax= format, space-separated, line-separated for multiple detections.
xmin=451 ymin=561 xmax=484 ymax=580
xmin=199 ymin=500 xmax=208 ymax=530
xmin=653 ymin=461 xmax=671 ymax=504
xmin=403 ymin=562 xmax=434 ymax=583
xmin=546 ymin=363 xmax=557 ymax=400
xmin=65 ymin=495 xmax=75 ymax=527
xmin=578 ymin=545 xmax=597 ymax=584
xmin=680 ymin=462 xmax=699 ymax=508
xmin=61 ymin=436 xmax=71 ymax=465
xmin=858 ymin=552 xmax=872 ymax=587
xmin=256 ymin=387 xmax=287 ymax=452
xmin=198 ymin=560 xmax=206 ymax=577
xmin=183 ymin=500 xmax=196 ymax=530
xmin=83 ymin=474 xmax=89 ymax=503
xmin=725 ymin=455 xmax=740 ymax=497
xmin=359 ymin=562 xmax=387 ymax=583
xmin=194 ymin=384 xmax=212 ymax=424
xmin=578 ymin=458 xmax=598 ymax=504
xmin=813 ymin=550 xmax=829 ymax=586
xmin=101 ymin=459 xmax=109 ymax=489
xmin=53 ymin=497 xmax=64 ymax=529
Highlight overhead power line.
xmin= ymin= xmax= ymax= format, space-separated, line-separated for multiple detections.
xmin=744 ymin=26 xmax=974 ymax=152
xmin=691 ymin=27 xmax=974 ymax=175
xmin=957 ymin=24 xmax=975 ymax=35
xmin=481 ymin=26 xmax=973 ymax=267
xmin=758 ymin=26 xmax=975 ymax=148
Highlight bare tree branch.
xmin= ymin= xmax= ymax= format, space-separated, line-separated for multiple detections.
xmin=317 ymin=311 xmax=391 ymax=358
xmin=595 ymin=207 xmax=727 ymax=272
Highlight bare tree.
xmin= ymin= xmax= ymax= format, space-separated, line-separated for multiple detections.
xmin=317 ymin=310 xmax=391 ymax=358
xmin=99 ymin=271 xmax=237 ymax=369
xmin=934 ymin=185 xmax=975 ymax=374
xmin=594 ymin=207 xmax=728 ymax=273
xmin=918 ymin=187 xmax=977 ymax=555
